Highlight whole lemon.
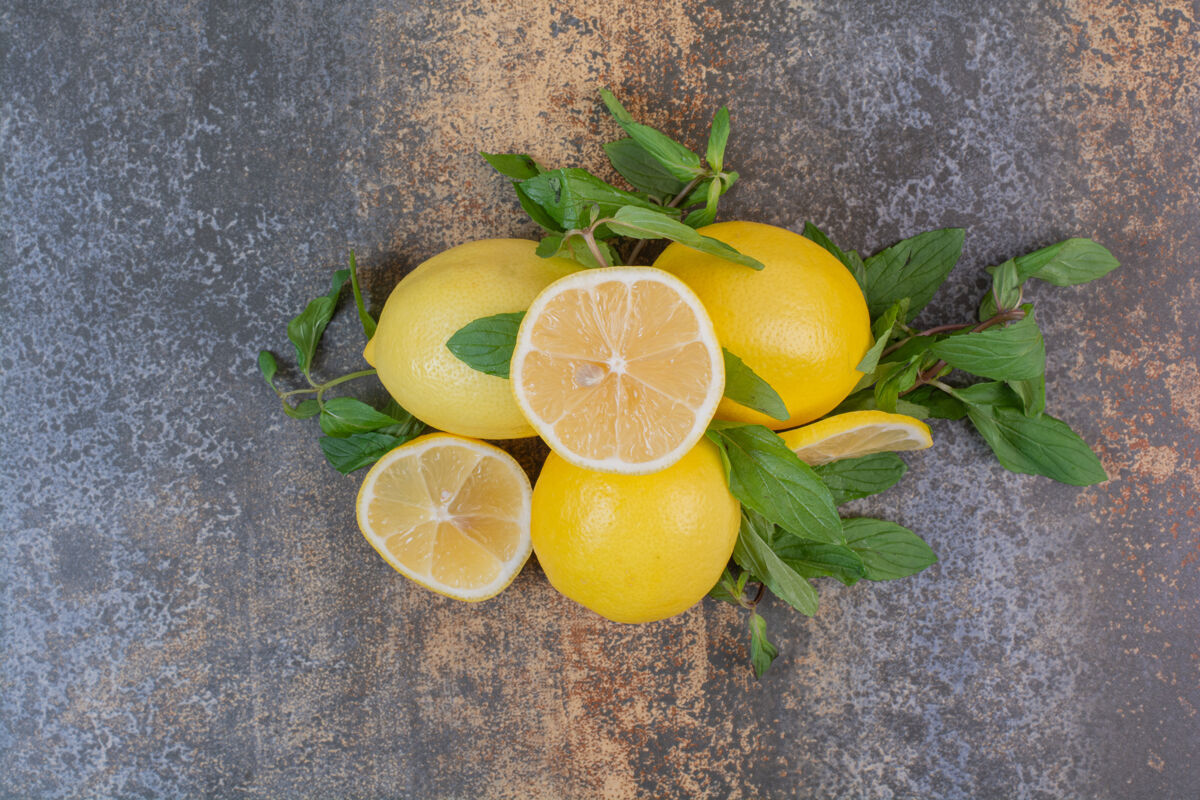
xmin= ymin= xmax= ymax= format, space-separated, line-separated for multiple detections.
xmin=364 ymin=239 xmax=579 ymax=439
xmin=531 ymin=439 xmax=740 ymax=624
xmin=653 ymin=221 xmax=871 ymax=429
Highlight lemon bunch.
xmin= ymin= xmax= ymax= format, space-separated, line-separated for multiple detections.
xmin=354 ymin=223 xmax=929 ymax=623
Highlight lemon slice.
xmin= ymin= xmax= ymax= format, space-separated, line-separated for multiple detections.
xmin=355 ymin=433 xmax=532 ymax=601
xmin=510 ymin=266 xmax=725 ymax=475
xmin=779 ymin=410 xmax=933 ymax=466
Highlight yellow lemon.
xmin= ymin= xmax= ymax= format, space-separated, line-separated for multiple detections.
xmin=356 ymin=433 xmax=532 ymax=601
xmin=510 ymin=267 xmax=725 ymax=475
xmin=530 ymin=438 xmax=740 ymax=623
xmin=653 ymin=220 xmax=871 ymax=429
xmin=780 ymin=410 xmax=933 ymax=465
xmin=363 ymin=239 xmax=580 ymax=439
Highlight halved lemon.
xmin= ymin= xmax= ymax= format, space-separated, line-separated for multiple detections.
xmin=510 ymin=267 xmax=724 ymax=475
xmin=780 ymin=410 xmax=933 ymax=466
xmin=355 ymin=433 xmax=532 ymax=601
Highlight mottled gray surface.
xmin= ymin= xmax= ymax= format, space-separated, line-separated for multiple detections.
xmin=2 ymin=1 xmax=1198 ymax=798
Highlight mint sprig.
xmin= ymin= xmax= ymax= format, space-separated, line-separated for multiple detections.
xmin=260 ymin=252 xmax=425 ymax=473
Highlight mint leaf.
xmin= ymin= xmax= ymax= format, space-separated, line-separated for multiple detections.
xmin=1014 ymin=238 xmax=1119 ymax=285
xmin=802 ymin=222 xmax=868 ymax=294
xmin=813 ymin=452 xmax=908 ymax=505
xmin=748 ymin=612 xmax=778 ymax=679
xmin=377 ymin=398 xmax=426 ymax=439
xmin=683 ymin=179 xmax=721 ymax=228
xmin=1009 ymin=375 xmax=1046 ymax=416
xmin=348 ymin=250 xmax=376 ymax=339
xmin=722 ymin=348 xmax=788 ymax=421
xmin=841 ymin=518 xmax=937 ymax=581
xmin=857 ymin=299 xmax=908 ymax=374
xmin=258 ymin=350 xmax=278 ymax=387
xmin=979 ymin=239 xmax=1119 ymax=320
xmin=481 ymin=152 xmax=542 ymax=180
xmin=733 ymin=509 xmax=819 ymax=615
xmin=514 ymin=182 xmax=565 ymax=233
xmin=708 ymin=567 xmax=743 ymax=605
xmin=606 ymin=206 xmax=764 ymax=270
xmin=446 ymin=311 xmax=525 ymax=378
xmin=561 ymin=234 xmax=617 ymax=268
xmin=931 ymin=308 xmax=1045 ymax=381
xmin=993 ymin=257 xmax=1022 ymax=307
xmin=773 ymin=537 xmax=867 ymax=586
xmin=831 ymin=386 xmax=942 ymax=419
xmin=283 ymin=398 xmax=321 ymax=419
xmin=518 ymin=168 xmax=669 ymax=231
xmin=862 ymin=228 xmax=964 ymax=321
xmin=706 ymin=424 xmax=841 ymax=543
xmin=535 ymin=234 xmax=564 ymax=258
xmin=604 ymin=138 xmax=687 ymax=199
xmin=901 ymin=386 xmax=968 ymax=420
xmin=706 ymin=106 xmax=730 ymax=172
xmin=964 ymin=403 xmax=1107 ymax=485
xmin=873 ymin=356 xmax=922 ymax=413
xmin=287 ymin=269 xmax=350 ymax=373
xmin=599 ymin=88 xmax=704 ymax=182
xmin=949 ymin=380 xmax=1023 ymax=409
xmin=319 ymin=432 xmax=405 ymax=474
xmin=319 ymin=397 xmax=409 ymax=438
xmin=682 ymin=172 xmax=736 ymax=207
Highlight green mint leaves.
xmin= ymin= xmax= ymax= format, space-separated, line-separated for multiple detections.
xmin=288 ymin=269 xmax=350 ymax=374
xmin=747 ymin=612 xmax=778 ymax=679
xmin=721 ymin=350 xmax=788 ymax=420
xmin=1010 ymin=237 xmax=1120 ymax=286
xmin=605 ymin=207 xmax=764 ymax=269
xmin=480 ymin=152 xmax=542 ymax=180
xmin=862 ymin=228 xmax=964 ymax=321
xmin=803 ymin=222 xmax=868 ymax=293
xmin=706 ymin=423 xmax=939 ymax=677
xmin=484 ymin=89 xmax=744 ymax=268
xmin=349 ymin=250 xmax=377 ymax=339
xmin=930 ymin=307 xmax=1045 ymax=380
xmin=951 ymin=383 xmax=1107 ymax=485
xmin=732 ymin=508 xmax=820 ymax=616
xmin=812 ymin=453 xmax=908 ymax=505
xmin=707 ymin=424 xmax=841 ymax=544
xmin=604 ymin=138 xmax=689 ymax=199
xmin=445 ymin=312 xmax=525 ymax=379
xmin=261 ymin=253 xmax=425 ymax=474
xmin=841 ymin=518 xmax=938 ymax=581
xmin=519 ymin=168 xmax=669 ymax=231
xmin=599 ymin=88 xmax=705 ymax=182
xmin=707 ymin=227 xmax=1115 ymax=676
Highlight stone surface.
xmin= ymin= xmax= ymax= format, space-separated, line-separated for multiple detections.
xmin=2 ymin=1 xmax=1198 ymax=797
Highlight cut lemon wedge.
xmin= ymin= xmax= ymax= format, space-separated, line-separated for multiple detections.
xmin=510 ymin=267 xmax=725 ymax=475
xmin=355 ymin=433 xmax=532 ymax=601
xmin=779 ymin=410 xmax=933 ymax=466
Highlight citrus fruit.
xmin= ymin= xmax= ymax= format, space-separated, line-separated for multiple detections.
xmin=362 ymin=239 xmax=579 ymax=439
xmin=780 ymin=410 xmax=932 ymax=465
xmin=355 ymin=433 xmax=533 ymax=601
xmin=653 ymin=220 xmax=871 ymax=430
xmin=510 ymin=266 xmax=724 ymax=475
xmin=530 ymin=438 xmax=740 ymax=623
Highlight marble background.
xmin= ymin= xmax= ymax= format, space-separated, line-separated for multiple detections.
xmin=2 ymin=1 xmax=1198 ymax=797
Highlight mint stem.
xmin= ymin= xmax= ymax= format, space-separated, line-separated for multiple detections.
xmin=626 ymin=174 xmax=706 ymax=265
xmin=899 ymin=308 xmax=1026 ymax=396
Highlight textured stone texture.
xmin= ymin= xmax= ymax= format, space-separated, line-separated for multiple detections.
xmin=2 ymin=1 xmax=1198 ymax=797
